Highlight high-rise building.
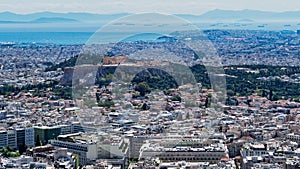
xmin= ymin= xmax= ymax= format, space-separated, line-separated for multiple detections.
xmin=59 ymin=125 xmax=72 ymax=135
xmin=50 ymin=133 xmax=98 ymax=165
xmin=25 ymin=128 xmax=35 ymax=147
xmin=16 ymin=128 xmax=25 ymax=149
xmin=0 ymin=128 xmax=35 ymax=149
xmin=0 ymin=130 xmax=8 ymax=149
xmin=7 ymin=130 xmax=17 ymax=149
xmin=34 ymin=126 xmax=61 ymax=146
xmin=71 ymin=122 xmax=85 ymax=133
xmin=0 ymin=110 xmax=7 ymax=120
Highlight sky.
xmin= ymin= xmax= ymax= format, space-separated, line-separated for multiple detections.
xmin=1 ymin=0 xmax=300 ymax=14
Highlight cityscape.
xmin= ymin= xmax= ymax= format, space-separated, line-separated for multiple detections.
xmin=2 ymin=1 xmax=300 ymax=169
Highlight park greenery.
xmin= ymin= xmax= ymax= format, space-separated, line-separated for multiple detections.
xmin=45 ymin=55 xmax=78 ymax=72
xmin=1 ymin=147 xmax=20 ymax=158
xmin=3 ymin=54 xmax=300 ymax=104
xmin=98 ymin=100 xmax=115 ymax=108
xmin=0 ymin=80 xmax=72 ymax=100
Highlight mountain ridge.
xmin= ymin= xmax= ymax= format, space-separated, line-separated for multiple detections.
xmin=1 ymin=9 xmax=300 ymax=23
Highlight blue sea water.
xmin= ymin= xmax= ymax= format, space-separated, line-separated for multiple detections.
xmin=0 ymin=32 xmax=171 ymax=45
xmin=0 ymin=32 xmax=94 ymax=45
xmin=0 ymin=22 xmax=299 ymax=46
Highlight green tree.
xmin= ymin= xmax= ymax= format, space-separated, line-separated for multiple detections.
xmin=141 ymin=103 xmax=150 ymax=110
xmin=135 ymin=82 xmax=151 ymax=96
xmin=171 ymin=95 xmax=182 ymax=102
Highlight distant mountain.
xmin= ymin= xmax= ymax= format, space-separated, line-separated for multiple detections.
xmin=0 ymin=12 xmax=23 ymax=21
xmin=1 ymin=10 xmax=300 ymax=25
xmin=0 ymin=17 xmax=79 ymax=24
xmin=0 ymin=11 xmax=129 ymax=22
xmin=32 ymin=17 xmax=78 ymax=23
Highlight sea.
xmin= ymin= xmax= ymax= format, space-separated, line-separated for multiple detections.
xmin=0 ymin=32 xmax=94 ymax=46
xmin=0 ymin=22 xmax=299 ymax=46
xmin=0 ymin=32 xmax=171 ymax=46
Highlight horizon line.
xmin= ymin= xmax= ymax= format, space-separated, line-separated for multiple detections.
xmin=2 ymin=9 xmax=300 ymax=15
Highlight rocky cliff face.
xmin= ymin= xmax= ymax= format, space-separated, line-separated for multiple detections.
xmin=60 ymin=67 xmax=74 ymax=86
xmin=60 ymin=65 xmax=118 ymax=86
xmin=103 ymin=56 xmax=128 ymax=65
xmin=60 ymin=56 xmax=128 ymax=86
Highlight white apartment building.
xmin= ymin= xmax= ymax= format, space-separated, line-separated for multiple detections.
xmin=139 ymin=142 xmax=229 ymax=164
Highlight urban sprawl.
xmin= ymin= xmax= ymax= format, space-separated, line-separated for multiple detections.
xmin=1 ymin=30 xmax=300 ymax=169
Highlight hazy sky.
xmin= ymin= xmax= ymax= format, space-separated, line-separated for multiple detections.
xmin=1 ymin=0 xmax=300 ymax=14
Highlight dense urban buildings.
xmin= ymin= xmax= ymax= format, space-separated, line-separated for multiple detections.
xmin=1 ymin=29 xmax=300 ymax=169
